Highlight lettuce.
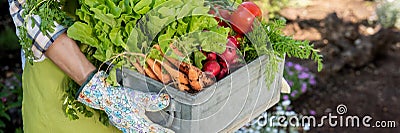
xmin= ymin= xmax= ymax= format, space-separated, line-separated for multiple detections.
xmin=68 ymin=0 xmax=230 ymax=70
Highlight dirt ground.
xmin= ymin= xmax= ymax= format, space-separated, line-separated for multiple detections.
xmin=279 ymin=0 xmax=400 ymax=132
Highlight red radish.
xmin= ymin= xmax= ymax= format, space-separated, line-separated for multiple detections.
xmin=218 ymin=36 xmax=239 ymax=63
xmin=217 ymin=68 xmax=228 ymax=80
xmin=219 ymin=60 xmax=228 ymax=69
xmin=227 ymin=36 xmax=240 ymax=48
xmin=206 ymin=52 xmax=217 ymax=61
xmin=203 ymin=61 xmax=221 ymax=76
xmin=221 ymin=48 xmax=237 ymax=63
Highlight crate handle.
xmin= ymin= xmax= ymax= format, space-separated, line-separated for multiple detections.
xmin=281 ymin=78 xmax=291 ymax=94
xmin=165 ymin=100 xmax=176 ymax=127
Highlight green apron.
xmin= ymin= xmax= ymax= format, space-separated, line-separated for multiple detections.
xmin=22 ymin=59 xmax=121 ymax=133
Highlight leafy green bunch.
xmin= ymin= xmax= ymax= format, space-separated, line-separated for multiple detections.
xmin=18 ymin=0 xmax=75 ymax=64
xmin=266 ymin=19 xmax=323 ymax=71
xmin=242 ymin=19 xmax=323 ymax=71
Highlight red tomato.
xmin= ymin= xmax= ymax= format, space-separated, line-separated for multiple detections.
xmin=209 ymin=7 xmax=231 ymax=27
xmin=229 ymin=8 xmax=255 ymax=34
xmin=229 ymin=2 xmax=262 ymax=34
xmin=239 ymin=2 xmax=262 ymax=18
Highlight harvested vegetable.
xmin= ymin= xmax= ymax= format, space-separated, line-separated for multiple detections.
xmin=203 ymin=61 xmax=221 ymax=76
xmin=146 ymin=58 xmax=172 ymax=84
xmin=144 ymin=65 xmax=160 ymax=82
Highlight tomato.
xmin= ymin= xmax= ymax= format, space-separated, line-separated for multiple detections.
xmin=239 ymin=2 xmax=262 ymax=18
xmin=229 ymin=2 xmax=262 ymax=34
xmin=230 ymin=10 xmax=254 ymax=34
xmin=209 ymin=7 xmax=231 ymax=27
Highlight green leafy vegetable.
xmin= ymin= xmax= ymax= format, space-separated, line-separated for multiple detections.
xmin=194 ymin=51 xmax=207 ymax=69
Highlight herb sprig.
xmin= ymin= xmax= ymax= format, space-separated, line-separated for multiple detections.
xmin=265 ymin=19 xmax=323 ymax=71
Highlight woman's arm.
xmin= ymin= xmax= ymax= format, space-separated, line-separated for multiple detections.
xmin=45 ymin=33 xmax=95 ymax=85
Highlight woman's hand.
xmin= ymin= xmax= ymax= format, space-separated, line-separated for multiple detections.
xmin=77 ymin=71 xmax=174 ymax=133
xmin=45 ymin=33 xmax=173 ymax=132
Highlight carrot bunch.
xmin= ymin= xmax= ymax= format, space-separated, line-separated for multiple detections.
xmin=138 ymin=45 xmax=216 ymax=92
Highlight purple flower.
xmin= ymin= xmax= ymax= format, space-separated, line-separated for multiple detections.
xmin=1 ymin=97 xmax=6 ymax=103
xmin=294 ymin=64 xmax=303 ymax=71
xmin=286 ymin=62 xmax=294 ymax=67
xmin=309 ymin=110 xmax=316 ymax=115
xmin=290 ymin=90 xmax=298 ymax=97
xmin=298 ymin=72 xmax=310 ymax=79
xmin=283 ymin=95 xmax=289 ymax=100
xmin=287 ymin=106 xmax=292 ymax=111
xmin=288 ymin=81 xmax=294 ymax=87
xmin=301 ymin=83 xmax=307 ymax=93
xmin=309 ymin=77 xmax=316 ymax=85
xmin=288 ymin=71 xmax=294 ymax=76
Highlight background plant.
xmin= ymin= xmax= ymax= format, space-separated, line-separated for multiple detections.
xmin=252 ymin=0 xmax=311 ymax=19
xmin=376 ymin=0 xmax=400 ymax=29
xmin=0 ymin=74 xmax=23 ymax=133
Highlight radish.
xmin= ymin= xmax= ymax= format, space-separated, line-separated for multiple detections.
xmin=202 ymin=61 xmax=221 ymax=76
xmin=219 ymin=60 xmax=228 ymax=69
xmin=217 ymin=68 xmax=228 ymax=80
xmin=219 ymin=36 xmax=240 ymax=63
xmin=220 ymin=46 xmax=238 ymax=63
xmin=206 ymin=52 xmax=217 ymax=61
xmin=227 ymin=36 xmax=240 ymax=48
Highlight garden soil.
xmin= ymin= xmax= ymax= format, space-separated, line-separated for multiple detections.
xmin=280 ymin=0 xmax=400 ymax=132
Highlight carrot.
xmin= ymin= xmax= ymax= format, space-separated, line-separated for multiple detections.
xmin=131 ymin=57 xmax=145 ymax=75
xmin=153 ymin=44 xmax=216 ymax=91
xmin=158 ymin=60 xmax=190 ymax=86
xmin=144 ymin=65 xmax=160 ymax=81
xmin=163 ymin=56 xmax=189 ymax=74
xmin=174 ymin=83 xmax=190 ymax=91
xmin=189 ymin=67 xmax=216 ymax=91
xmin=163 ymin=55 xmax=215 ymax=91
xmin=146 ymin=58 xmax=172 ymax=84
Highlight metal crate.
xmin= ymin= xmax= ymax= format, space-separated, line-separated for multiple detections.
xmin=117 ymin=55 xmax=285 ymax=132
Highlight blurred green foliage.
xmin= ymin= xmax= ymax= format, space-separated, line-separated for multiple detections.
xmin=0 ymin=74 xmax=23 ymax=133
xmin=0 ymin=26 xmax=19 ymax=51
xmin=376 ymin=0 xmax=400 ymax=29
xmin=252 ymin=0 xmax=310 ymax=20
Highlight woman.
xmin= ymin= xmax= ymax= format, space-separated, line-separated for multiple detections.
xmin=8 ymin=0 xmax=173 ymax=132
